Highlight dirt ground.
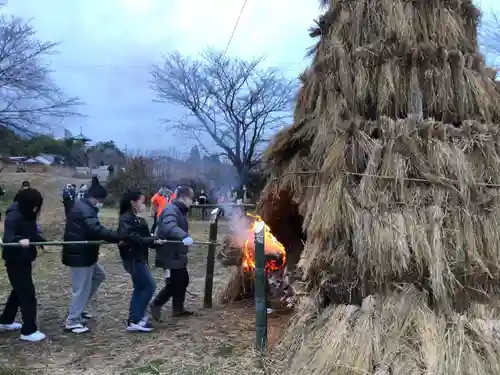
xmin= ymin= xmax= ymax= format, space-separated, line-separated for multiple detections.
xmin=0 ymin=172 xmax=288 ymax=375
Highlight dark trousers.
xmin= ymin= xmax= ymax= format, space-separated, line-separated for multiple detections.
xmin=0 ymin=262 xmax=37 ymax=335
xmin=152 ymin=268 xmax=189 ymax=312
xmin=123 ymin=259 xmax=156 ymax=323
xmin=63 ymin=203 xmax=73 ymax=218
xmin=151 ymin=216 xmax=158 ymax=234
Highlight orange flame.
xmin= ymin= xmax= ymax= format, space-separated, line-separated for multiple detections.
xmin=241 ymin=214 xmax=286 ymax=272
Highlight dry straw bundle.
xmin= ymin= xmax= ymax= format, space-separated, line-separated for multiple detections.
xmin=271 ymin=286 xmax=500 ymax=375
xmin=255 ymin=0 xmax=500 ymax=373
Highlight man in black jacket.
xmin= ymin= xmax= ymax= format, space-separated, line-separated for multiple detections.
xmin=13 ymin=181 xmax=30 ymax=202
xmin=62 ymin=177 xmax=125 ymax=334
xmin=150 ymin=186 xmax=195 ymax=320
xmin=0 ymin=189 xmax=47 ymax=341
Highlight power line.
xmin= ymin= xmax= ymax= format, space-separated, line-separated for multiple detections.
xmin=223 ymin=0 xmax=249 ymax=55
xmin=51 ymin=60 xmax=309 ymax=71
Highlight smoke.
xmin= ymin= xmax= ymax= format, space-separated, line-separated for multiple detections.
xmin=227 ymin=208 xmax=251 ymax=247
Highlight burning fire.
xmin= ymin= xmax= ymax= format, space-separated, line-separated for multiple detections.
xmin=241 ymin=214 xmax=286 ymax=273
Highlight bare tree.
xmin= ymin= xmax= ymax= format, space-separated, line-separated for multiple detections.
xmin=0 ymin=14 xmax=81 ymax=134
xmin=150 ymin=50 xmax=295 ymax=183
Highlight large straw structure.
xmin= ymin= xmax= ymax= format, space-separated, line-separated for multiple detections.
xmin=255 ymin=0 xmax=500 ymax=373
xmin=261 ymin=0 xmax=500 ymax=309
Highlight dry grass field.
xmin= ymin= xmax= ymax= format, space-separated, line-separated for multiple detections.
xmin=0 ymin=172 xmax=287 ymax=375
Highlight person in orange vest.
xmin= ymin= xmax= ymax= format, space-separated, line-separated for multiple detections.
xmin=150 ymin=187 xmax=168 ymax=235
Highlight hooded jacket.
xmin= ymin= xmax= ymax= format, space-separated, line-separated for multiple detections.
xmin=2 ymin=203 xmax=45 ymax=264
xmin=155 ymin=200 xmax=190 ymax=269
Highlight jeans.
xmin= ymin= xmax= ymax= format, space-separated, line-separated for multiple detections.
xmin=66 ymin=263 xmax=106 ymax=326
xmin=0 ymin=262 xmax=37 ymax=335
xmin=123 ymin=260 xmax=156 ymax=323
xmin=152 ymin=268 xmax=189 ymax=313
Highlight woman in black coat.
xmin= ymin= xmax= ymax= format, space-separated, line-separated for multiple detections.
xmin=118 ymin=190 xmax=164 ymax=332
xmin=0 ymin=188 xmax=46 ymax=342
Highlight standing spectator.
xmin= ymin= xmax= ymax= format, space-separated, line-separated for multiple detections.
xmin=0 ymin=189 xmax=47 ymax=341
xmin=217 ymin=194 xmax=225 ymax=217
xmin=118 ymin=190 xmax=165 ymax=332
xmin=230 ymin=187 xmax=238 ymax=202
xmin=241 ymin=185 xmax=250 ymax=202
xmin=62 ymin=177 xmax=128 ymax=334
xmin=62 ymin=184 xmax=76 ymax=218
xmin=77 ymin=184 xmax=88 ymax=200
xmin=107 ymin=164 xmax=115 ymax=177
xmin=197 ymin=189 xmax=207 ymax=205
xmin=150 ymin=186 xmax=195 ymax=320
xmin=197 ymin=189 xmax=208 ymax=220
xmin=150 ymin=186 xmax=168 ymax=235
xmin=13 ymin=181 xmax=30 ymax=202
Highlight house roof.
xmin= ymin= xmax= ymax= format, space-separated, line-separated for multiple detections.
xmin=24 ymin=156 xmax=52 ymax=165
xmin=72 ymin=133 xmax=91 ymax=142
xmin=39 ymin=153 xmax=56 ymax=163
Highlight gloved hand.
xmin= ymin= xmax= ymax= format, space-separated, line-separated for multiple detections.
xmin=182 ymin=236 xmax=194 ymax=246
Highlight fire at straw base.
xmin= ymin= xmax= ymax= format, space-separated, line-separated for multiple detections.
xmin=217 ymin=214 xmax=291 ymax=307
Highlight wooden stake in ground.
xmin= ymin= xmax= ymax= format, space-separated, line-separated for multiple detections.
xmin=254 ymin=220 xmax=267 ymax=351
xmin=204 ymin=208 xmax=220 ymax=308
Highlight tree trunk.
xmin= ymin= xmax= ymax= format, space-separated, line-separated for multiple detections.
xmin=236 ymin=164 xmax=250 ymax=186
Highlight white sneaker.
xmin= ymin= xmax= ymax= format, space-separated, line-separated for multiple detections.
xmin=20 ymin=330 xmax=46 ymax=342
xmin=126 ymin=320 xmax=153 ymax=332
xmin=0 ymin=322 xmax=22 ymax=331
xmin=64 ymin=323 xmax=90 ymax=334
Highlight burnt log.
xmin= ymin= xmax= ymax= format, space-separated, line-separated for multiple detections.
xmin=218 ymin=267 xmax=255 ymax=304
xmin=217 ymin=234 xmax=242 ymax=267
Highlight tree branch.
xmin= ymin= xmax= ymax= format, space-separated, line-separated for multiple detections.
xmin=0 ymin=14 xmax=82 ymax=134
xmin=150 ymin=49 xmax=295 ymax=183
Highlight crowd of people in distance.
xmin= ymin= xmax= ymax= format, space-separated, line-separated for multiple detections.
xmin=61 ymin=183 xmax=88 ymax=218
xmin=0 ymin=177 xmax=197 ymax=342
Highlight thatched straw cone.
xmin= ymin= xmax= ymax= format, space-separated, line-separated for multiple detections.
xmin=262 ymin=0 xmax=500 ymax=310
xmin=258 ymin=0 xmax=500 ymax=373
xmin=272 ymin=286 xmax=500 ymax=375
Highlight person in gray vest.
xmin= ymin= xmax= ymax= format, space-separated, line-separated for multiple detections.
xmin=150 ymin=186 xmax=195 ymax=320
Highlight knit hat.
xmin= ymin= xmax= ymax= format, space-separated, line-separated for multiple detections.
xmin=87 ymin=176 xmax=107 ymax=199
xmin=16 ymin=188 xmax=43 ymax=218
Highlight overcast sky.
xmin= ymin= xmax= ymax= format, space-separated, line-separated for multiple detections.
xmin=4 ymin=0 xmax=319 ymax=151
xmin=4 ymin=0 xmax=500 ymax=152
